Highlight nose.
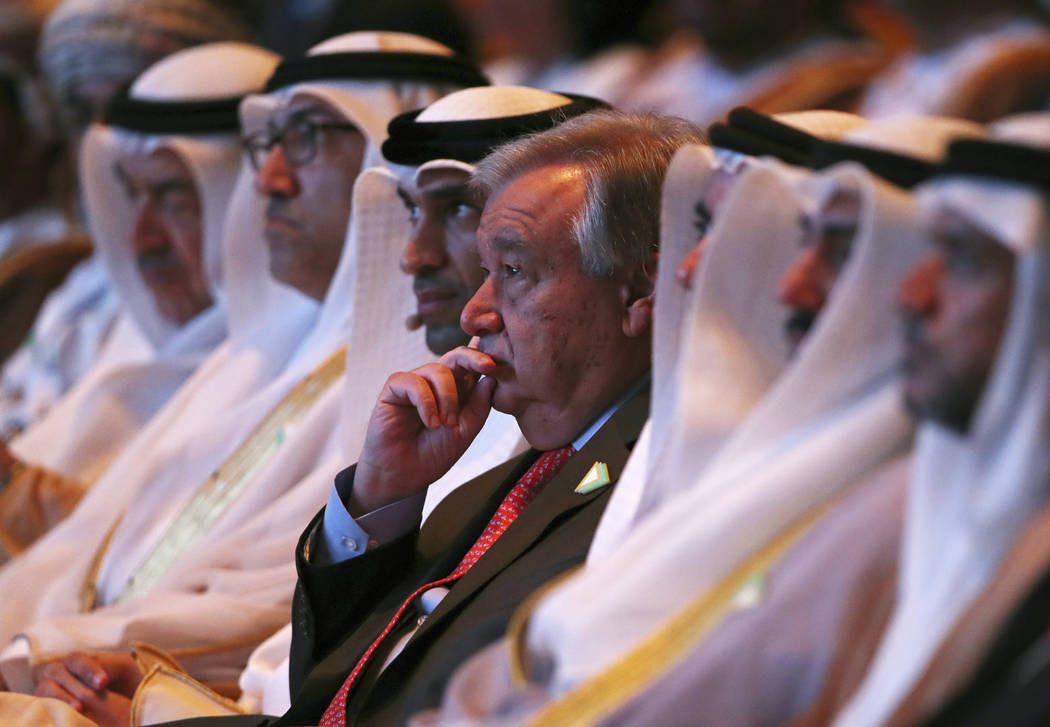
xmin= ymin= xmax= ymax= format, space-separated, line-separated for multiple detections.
xmin=400 ymin=218 xmax=448 ymax=275
xmin=460 ymin=276 xmax=503 ymax=337
xmin=130 ymin=197 xmax=166 ymax=255
xmin=897 ymin=254 xmax=942 ymax=317
xmin=254 ymin=145 xmax=298 ymax=197
xmin=675 ymin=239 xmax=706 ymax=289
xmin=777 ymin=247 xmax=828 ymax=311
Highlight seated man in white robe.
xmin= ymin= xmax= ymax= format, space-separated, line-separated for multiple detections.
xmin=0 ymin=32 xmax=487 ymax=718
xmin=0 ymin=41 xmax=280 ymax=559
xmin=0 ymin=0 xmax=257 ymax=439
xmin=800 ymin=121 xmax=1050 ymax=727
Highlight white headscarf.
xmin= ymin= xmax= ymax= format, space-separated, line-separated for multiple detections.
xmin=0 ymin=32 xmax=475 ymax=692
xmin=832 ymin=121 xmax=1050 ymax=727
xmin=528 ymin=116 xmax=986 ymax=697
xmin=8 ymin=42 xmax=278 ymax=482
xmin=590 ymin=111 xmax=868 ymax=560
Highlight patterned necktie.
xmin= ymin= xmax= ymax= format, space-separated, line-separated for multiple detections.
xmin=319 ymin=446 xmax=577 ymax=727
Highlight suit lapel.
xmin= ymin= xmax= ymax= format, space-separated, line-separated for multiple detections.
xmin=415 ymin=449 xmax=534 ymax=563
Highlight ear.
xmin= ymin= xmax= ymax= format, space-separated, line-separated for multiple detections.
xmin=621 ymin=252 xmax=658 ymax=339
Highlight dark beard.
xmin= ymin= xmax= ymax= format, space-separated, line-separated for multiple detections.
xmin=785 ymin=309 xmax=817 ymax=338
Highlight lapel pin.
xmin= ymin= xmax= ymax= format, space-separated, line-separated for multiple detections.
xmin=730 ymin=570 xmax=768 ymax=612
xmin=575 ymin=461 xmax=611 ymax=495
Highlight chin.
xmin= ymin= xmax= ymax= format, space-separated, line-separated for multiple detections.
xmin=489 ymin=383 xmax=523 ymax=418
xmin=268 ymin=256 xmax=299 ymax=290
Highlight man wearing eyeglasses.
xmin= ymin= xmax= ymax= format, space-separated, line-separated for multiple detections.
xmin=246 ymin=100 xmax=365 ymax=302
xmin=0 ymin=42 xmax=280 ymax=560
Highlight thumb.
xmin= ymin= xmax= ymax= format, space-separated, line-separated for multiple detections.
xmin=458 ymin=375 xmax=495 ymax=437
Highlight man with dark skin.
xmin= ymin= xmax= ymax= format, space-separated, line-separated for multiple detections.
xmin=398 ymin=167 xmax=485 ymax=355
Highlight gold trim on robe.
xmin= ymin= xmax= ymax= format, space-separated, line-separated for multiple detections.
xmin=79 ymin=346 xmax=348 ymax=610
xmin=516 ymin=499 xmax=837 ymax=727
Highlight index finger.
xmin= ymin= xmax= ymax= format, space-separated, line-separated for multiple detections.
xmin=64 ymin=652 xmax=109 ymax=690
xmin=438 ymin=346 xmax=496 ymax=375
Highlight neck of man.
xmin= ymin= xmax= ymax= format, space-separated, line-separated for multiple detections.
xmin=522 ymin=361 xmax=651 ymax=452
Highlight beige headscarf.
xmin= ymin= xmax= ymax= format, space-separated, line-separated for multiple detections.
xmin=525 ymin=115 xmax=986 ymax=700
xmin=589 ymin=110 xmax=868 ymax=560
xmin=9 ymin=42 xmax=277 ymax=484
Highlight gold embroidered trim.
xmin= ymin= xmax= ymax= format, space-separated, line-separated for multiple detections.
xmin=80 ymin=519 xmax=122 ymax=612
xmin=111 ymin=346 xmax=347 ymax=604
xmin=158 ymin=634 xmax=272 ymax=660
xmin=507 ymin=567 xmax=583 ymax=688
xmin=519 ymin=501 xmax=836 ymax=727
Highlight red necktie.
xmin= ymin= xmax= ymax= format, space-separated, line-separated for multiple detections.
xmin=319 ymin=447 xmax=577 ymax=727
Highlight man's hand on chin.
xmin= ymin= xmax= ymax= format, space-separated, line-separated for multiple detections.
xmin=33 ymin=651 xmax=140 ymax=727
xmin=352 ymin=343 xmax=497 ymax=515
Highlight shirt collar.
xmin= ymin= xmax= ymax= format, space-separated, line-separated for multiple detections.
xmin=571 ymin=375 xmax=650 ymax=451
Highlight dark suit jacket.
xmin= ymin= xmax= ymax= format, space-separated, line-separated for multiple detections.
xmin=160 ymin=387 xmax=648 ymax=727
xmin=913 ymin=541 xmax=1050 ymax=727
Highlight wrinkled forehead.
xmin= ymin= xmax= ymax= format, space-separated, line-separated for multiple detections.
xmin=477 ymin=166 xmax=585 ymax=255
xmin=480 ymin=163 xmax=584 ymax=223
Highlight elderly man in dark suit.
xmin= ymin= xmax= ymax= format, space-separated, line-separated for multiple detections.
xmin=158 ymin=110 xmax=702 ymax=727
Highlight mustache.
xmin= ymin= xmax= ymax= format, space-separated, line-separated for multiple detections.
xmin=265 ymin=199 xmax=296 ymax=223
xmin=136 ymin=247 xmax=177 ymax=272
xmin=899 ymin=313 xmax=933 ymax=368
xmin=785 ymin=309 xmax=817 ymax=338
xmin=413 ymin=273 xmax=466 ymax=296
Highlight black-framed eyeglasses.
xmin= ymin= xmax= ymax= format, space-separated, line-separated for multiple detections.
xmin=242 ymin=114 xmax=360 ymax=171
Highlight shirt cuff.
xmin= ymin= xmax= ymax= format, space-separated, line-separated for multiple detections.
xmin=0 ymin=636 xmax=33 ymax=693
xmin=320 ymin=482 xmax=426 ymax=564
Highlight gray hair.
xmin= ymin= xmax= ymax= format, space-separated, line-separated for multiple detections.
xmin=472 ymin=110 xmax=705 ymax=277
